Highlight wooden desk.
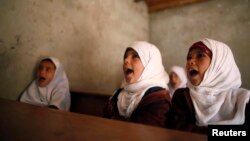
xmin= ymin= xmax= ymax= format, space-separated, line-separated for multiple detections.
xmin=0 ymin=98 xmax=207 ymax=141
xmin=70 ymin=91 xmax=110 ymax=116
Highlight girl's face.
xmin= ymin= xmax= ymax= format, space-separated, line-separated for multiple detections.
xmin=36 ymin=60 xmax=56 ymax=87
xmin=123 ymin=48 xmax=144 ymax=84
xmin=186 ymin=48 xmax=211 ymax=86
xmin=169 ymin=72 xmax=181 ymax=89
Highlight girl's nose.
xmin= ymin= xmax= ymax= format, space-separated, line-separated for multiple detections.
xmin=40 ymin=68 xmax=46 ymax=74
xmin=124 ymin=58 xmax=128 ymax=65
xmin=124 ymin=56 xmax=131 ymax=65
xmin=188 ymin=58 xmax=195 ymax=65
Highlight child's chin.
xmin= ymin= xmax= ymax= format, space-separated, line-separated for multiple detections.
xmin=125 ymin=79 xmax=132 ymax=84
xmin=125 ymin=80 xmax=137 ymax=85
xmin=190 ymin=80 xmax=201 ymax=86
xmin=38 ymin=82 xmax=48 ymax=87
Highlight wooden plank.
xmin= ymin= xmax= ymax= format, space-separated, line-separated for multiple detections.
xmin=0 ymin=98 xmax=207 ymax=141
xmin=135 ymin=0 xmax=208 ymax=13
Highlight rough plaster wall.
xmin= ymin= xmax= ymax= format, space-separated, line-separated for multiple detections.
xmin=0 ymin=0 xmax=148 ymax=100
xmin=150 ymin=0 xmax=250 ymax=89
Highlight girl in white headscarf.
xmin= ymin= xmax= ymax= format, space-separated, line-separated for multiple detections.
xmin=20 ymin=57 xmax=71 ymax=111
xmin=168 ymin=66 xmax=187 ymax=98
xmin=167 ymin=38 xmax=250 ymax=134
xmin=103 ymin=41 xmax=171 ymax=127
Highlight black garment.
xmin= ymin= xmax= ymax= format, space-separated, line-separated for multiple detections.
xmin=103 ymin=87 xmax=171 ymax=127
xmin=166 ymin=88 xmax=207 ymax=134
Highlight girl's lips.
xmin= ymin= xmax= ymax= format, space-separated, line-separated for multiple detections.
xmin=125 ymin=68 xmax=133 ymax=75
xmin=38 ymin=77 xmax=46 ymax=82
xmin=189 ymin=69 xmax=199 ymax=77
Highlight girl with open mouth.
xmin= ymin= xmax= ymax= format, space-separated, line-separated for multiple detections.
xmin=103 ymin=41 xmax=171 ymax=128
xmin=19 ymin=57 xmax=71 ymax=111
xmin=167 ymin=38 xmax=250 ymax=134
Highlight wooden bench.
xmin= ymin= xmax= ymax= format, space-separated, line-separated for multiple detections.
xmin=0 ymin=98 xmax=207 ymax=141
xmin=70 ymin=91 xmax=110 ymax=117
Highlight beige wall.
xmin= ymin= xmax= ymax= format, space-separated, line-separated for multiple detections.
xmin=150 ymin=0 xmax=250 ymax=89
xmin=0 ymin=0 xmax=148 ymax=100
xmin=1 ymin=0 xmax=250 ymax=101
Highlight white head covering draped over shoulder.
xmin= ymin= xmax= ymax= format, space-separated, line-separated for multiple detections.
xmin=168 ymin=66 xmax=187 ymax=97
xmin=188 ymin=38 xmax=250 ymax=126
xmin=117 ymin=41 xmax=169 ymax=118
xmin=20 ymin=57 xmax=71 ymax=111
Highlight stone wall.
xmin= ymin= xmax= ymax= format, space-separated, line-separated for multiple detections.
xmin=0 ymin=0 xmax=148 ymax=99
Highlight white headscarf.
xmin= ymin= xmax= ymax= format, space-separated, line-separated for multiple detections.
xmin=168 ymin=66 xmax=187 ymax=97
xmin=188 ymin=38 xmax=250 ymax=125
xmin=117 ymin=41 xmax=169 ymax=118
xmin=20 ymin=57 xmax=71 ymax=111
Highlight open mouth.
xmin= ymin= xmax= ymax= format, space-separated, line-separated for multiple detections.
xmin=189 ymin=69 xmax=199 ymax=77
xmin=125 ymin=68 xmax=133 ymax=75
xmin=39 ymin=77 xmax=46 ymax=81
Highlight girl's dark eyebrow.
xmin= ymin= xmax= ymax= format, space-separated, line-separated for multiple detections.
xmin=124 ymin=48 xmax=133 ymax=59
xmin=124 ymin=49 xmax=139 ymax=59
xmin=131 ymin=51 xmax=139 ymax=56
xmin=196 ymin=49 xmax=204 ymax=53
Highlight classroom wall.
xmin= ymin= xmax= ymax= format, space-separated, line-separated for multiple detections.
xmin=150 ymin=0 xmax=250 ymax=89
xmin=1 ymin=0 xmax=249 ymax=101
xmin=0 ymin=0 xmax=148 ymax=100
